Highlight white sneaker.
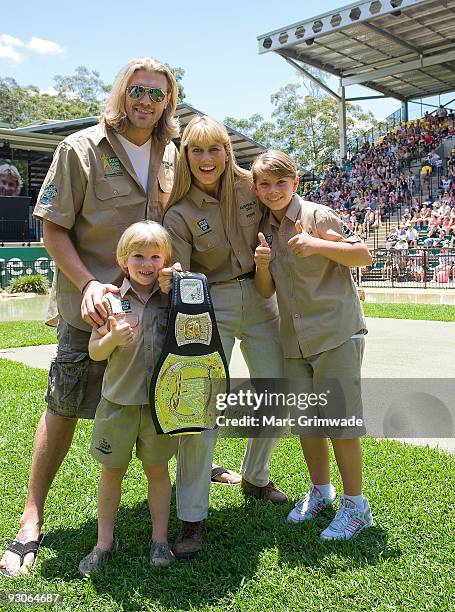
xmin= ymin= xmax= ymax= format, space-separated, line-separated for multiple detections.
xmin=287 ymin=484 xmax=336 ymax=524
xmin=320 ymin=496 xmax=372 ymax=540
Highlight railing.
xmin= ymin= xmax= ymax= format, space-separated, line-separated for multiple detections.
xmin=0 ymin=218 xmax=43 ymax=243
xmin=355 ymin=248 xmax=455 ymax=289
xmin=0 ymin=258 xmax=54 ymax=289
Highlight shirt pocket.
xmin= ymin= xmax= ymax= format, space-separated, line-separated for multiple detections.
xmin=94 ymin=179 xmax=132 ymax=204
xmin=158 ymin=164 xmax=174 ymax=194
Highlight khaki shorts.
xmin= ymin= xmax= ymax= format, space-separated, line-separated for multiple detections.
xmin=90 ymin=398 xmax=178 ymax=467
xmin=46 ymin=319 xmax=106 ymax=419
xmin=284 ymin=336 xmax=366 ymax=439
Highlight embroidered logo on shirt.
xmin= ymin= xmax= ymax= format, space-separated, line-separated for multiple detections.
xmin=95 ymin=438 xmax=112 ymax=455
xmin=240 ymin=200 xmax=257 ymax=219
xmin=197 ymin=218 xmax=210 ymax=232
xmin=342 ymin=222 xmax=356 ymax=239
xmin=101 ymin=155 xmax=123 ymax=177
xmin=39 ymin=185 xmax=58 ymax=205
xmin=265 ymin=234 xmax=273 ymax=247
xmin=121 ymin=298 xmax=132 ymax=313
xmin=162 ymin=160 xmax=173 ymax=169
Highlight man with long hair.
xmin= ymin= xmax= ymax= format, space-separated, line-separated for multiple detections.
xmin=0 ymin=57 xmax=179 ymax=577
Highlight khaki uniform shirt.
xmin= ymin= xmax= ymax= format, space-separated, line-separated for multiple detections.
xmin=261 ymin=195 xmax=366 ymax=358
xmin=162 ymin=179 xmax=262 ymax=282
xmin=33 ymin=123 xmax=177 ymax=330
xmin=91 ymin=278 xmax=168 ymax=405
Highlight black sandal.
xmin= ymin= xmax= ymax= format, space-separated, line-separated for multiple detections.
xmin=0 ymin=533 xmax=45 ymax=577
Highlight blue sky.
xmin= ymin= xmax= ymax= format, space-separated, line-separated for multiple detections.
xmin=1 ymin=0 xmax=453 ymax=125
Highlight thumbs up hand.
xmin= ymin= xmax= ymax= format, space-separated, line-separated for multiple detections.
xmin=109 ymin=315 xmax=134 ymax=346
xmin=288 ymin=220 xmax=319 ymax=257
xmin=254 ymin=232 xmax=271 ymax=270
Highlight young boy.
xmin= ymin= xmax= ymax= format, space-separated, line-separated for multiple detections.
xmin=252 ymin=150 xmax=373 ymax=540
xmin=79 ymin=221 xmax=178 ymax=574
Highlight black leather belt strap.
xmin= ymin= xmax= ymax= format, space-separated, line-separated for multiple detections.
xmin=149 ymin=271 xmax=229 ymax=435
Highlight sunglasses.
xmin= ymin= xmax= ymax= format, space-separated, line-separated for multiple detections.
xmin=126 ymin=85 xmax=167 ymax=103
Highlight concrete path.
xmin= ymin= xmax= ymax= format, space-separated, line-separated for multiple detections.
xmin=1 ymin=317 xmax=454 ymax=452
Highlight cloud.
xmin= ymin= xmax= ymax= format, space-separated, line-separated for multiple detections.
xmin=0 ymin=43 xmax=22 ymax=62
xmin=0 ymin=34 xmax=63 ymax=62
xmin=27 ymin=37 xmax=63 ymax=55
xmin=0 ymin=34 xmax=24 ymax=47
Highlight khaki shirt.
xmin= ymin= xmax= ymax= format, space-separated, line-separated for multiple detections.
xmin=34 ymin=123 xmax=177 ymax=330
xmin=91 ymin=278 xmax=168 ymax=405
xmin=261 ymin=195 xmax=366 ymax=358
xmin=162 ymin=179 xmax=262 ymax=282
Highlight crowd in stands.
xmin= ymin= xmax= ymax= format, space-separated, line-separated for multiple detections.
xmin=302 ymin=107 xmax=455 ymax=283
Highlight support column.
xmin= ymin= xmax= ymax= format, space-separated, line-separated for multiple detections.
xmin=401 ymin=100 xmax=409 ymax=122
xmin=338 ymin=83 xmax=347 ymax=163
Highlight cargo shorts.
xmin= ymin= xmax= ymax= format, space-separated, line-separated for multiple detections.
xmin=46 ymin=318 xmax=106 ymax=419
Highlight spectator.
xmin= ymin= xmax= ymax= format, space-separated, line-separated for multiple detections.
xmin=0 ymin=163 xmax=23 ymax=196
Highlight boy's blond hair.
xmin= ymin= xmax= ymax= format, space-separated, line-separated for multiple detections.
xmin=116 ymin=221 xmax=172 ymax=271
xmin=167 ymin=116 xmax=250 ymax=235
xmin=251 ymin=149 xmax=299 ymax=182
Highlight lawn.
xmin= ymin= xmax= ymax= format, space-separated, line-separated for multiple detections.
xmin=0 ymin=302 xmax=454 ymax=352
xmin=0 ymin=321 xmax=56 ymax=349
xmin=362 ymin=302 xmax=455 ymax=322
xmin=0 ymin=358 xmax=454 ymax=611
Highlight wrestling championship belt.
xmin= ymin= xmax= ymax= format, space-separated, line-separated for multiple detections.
xmin=150 ymin=271 xmax=229 ymax=435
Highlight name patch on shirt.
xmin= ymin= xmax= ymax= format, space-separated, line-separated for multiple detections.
xmin=101 ymin=155 xmax=123 ymax=177
xmin=162 ymin=159 xmax=174 ymax=169
xmin=196 ymin=218 xmax=211 ymax=233
xmin=121 ymin=298 xmax=132 ymax=313
xmin=39 ymin=185 xmax=58 ymax=205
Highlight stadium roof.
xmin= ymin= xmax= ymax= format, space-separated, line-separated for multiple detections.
xmin=13 ymin=103 xmax=265 ymax=166
xmin=257 ymin=0 xmax=455 ymax=102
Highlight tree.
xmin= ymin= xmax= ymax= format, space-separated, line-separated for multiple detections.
xmin=224 ymin=113 xmax=275 ymax=148
xmin=224 ymin=79 xmax=378 ymax=171
xmin=53 ymin=66 xmax=109 ymax=105
xmin=0 ymin=64 xmax=188 ymax=127
xmin=167 ymin=65 xmax=186 ymax=104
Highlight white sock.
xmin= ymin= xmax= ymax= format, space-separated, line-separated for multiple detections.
xmin=312 ymin=483 xmax=334 ymax=499
xmin=344 ymin=493 xmax=364 ymax=509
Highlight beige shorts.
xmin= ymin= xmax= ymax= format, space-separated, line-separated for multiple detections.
xmin=90 ymin=398 xmax=178 ymax=467
xmin=284 ymin=336 xmax=366 ymax=439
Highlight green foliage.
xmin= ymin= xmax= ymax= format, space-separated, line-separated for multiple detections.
xmin=225 ymin=78 xmax=378 ymax=171
xmin=225 ymin=113 xmax=275 ymax=148
xmin=167 ymin=64 xmax=186 ymax=103
xmin=0 ymin=64 xmax=187 ymax=128
xmin=7 ymin=274 xmax=49 ymax=294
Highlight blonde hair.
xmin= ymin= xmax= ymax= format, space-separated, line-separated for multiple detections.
xmin=0 ymin=163 xmax=23 ymax=194
xmin=167 ymin=116 xmax=250 ymax=234
xmin=101 ymin=57 xmax=179 ymax=143
xmin=251 ymin=149 xmax=299 ymax=182
xmin=116 ymin=221 xmax=172 ymax=272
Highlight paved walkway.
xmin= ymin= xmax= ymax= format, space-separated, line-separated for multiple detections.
xmin=1 ymin=317 xmax=454 ymax=453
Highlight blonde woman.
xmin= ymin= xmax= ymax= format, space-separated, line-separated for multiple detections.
xmin=161 ymin=116 xmax=286 ymax=559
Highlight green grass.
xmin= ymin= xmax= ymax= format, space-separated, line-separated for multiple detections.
xmin=0 ymin=321 xmax=56 ymax=349
xmin=0 ymin=303 xmax=454 ymax=353
xmin=362 ymin=302 xmax=455 ymax=322
xmin=0 ymin=359 xmax=454 ymax=611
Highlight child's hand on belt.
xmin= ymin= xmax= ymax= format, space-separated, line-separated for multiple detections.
xmin=158 ymin=262 xmax=182 ymax=294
